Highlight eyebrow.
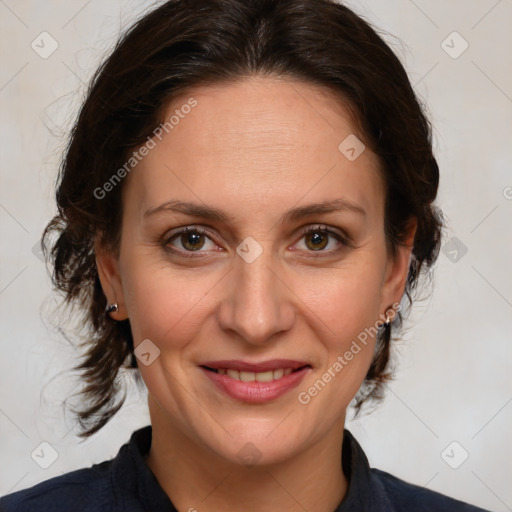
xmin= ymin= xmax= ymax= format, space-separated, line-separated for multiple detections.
xmin=143 ymin=198 xmax=367 ymax=223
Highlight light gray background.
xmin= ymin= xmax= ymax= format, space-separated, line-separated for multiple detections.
xmin=0 ymin=1 xmax=511 ymax=510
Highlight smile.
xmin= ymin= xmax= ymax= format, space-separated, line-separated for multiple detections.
xmin=200 ymin=365 xmax=311 ymax=403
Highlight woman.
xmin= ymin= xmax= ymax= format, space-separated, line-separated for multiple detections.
xmin=0 ymin=0 xmax=493 ymax=510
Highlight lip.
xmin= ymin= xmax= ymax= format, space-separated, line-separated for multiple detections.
xmin=199 ymin=359 xmax=310 ymax=373
xmin=200 ymin=365 xmax=311 ymax=403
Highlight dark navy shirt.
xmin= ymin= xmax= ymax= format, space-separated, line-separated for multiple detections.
xmin=0 ymin=425 xmax=492 ymax=511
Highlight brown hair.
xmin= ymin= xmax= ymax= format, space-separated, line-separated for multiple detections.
xmin=43 ymin=0 xmax=443 ymax=437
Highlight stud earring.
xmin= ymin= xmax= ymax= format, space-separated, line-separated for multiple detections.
xmin=105 ymin=303 xmax=118 ymax=314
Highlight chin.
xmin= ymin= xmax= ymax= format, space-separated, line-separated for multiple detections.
xmin=199 ymin=420 xmax=307 ymax=468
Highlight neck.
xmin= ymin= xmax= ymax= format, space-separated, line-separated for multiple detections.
xmin=145 ymin=396 xmax=348 ymax=512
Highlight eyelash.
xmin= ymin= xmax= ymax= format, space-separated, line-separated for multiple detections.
xmin=162 ymin=224 xmax=353 ymax=258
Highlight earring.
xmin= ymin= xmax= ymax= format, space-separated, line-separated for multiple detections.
xmin=383 ymin=307 xmax=395 ymax=327
xmin=105 ymin=303 xmax=118 ymax=314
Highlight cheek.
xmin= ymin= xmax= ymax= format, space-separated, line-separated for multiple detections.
xmin=121 ymin=233 xmax=387 ymax=355
xmin=121 ymin=254 xmax=220 ymax=345
xmin=298 ymin=258 xmax=385 ymax=337
xmin=301 ymin=270 xmax=382 ymax=406
xmin=296 ymin=259 xmax=385 ymax=402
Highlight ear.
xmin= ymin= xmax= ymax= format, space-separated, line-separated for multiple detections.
xmin=94 ymin=237 xmax=129 ymax=320
xmin=379 ymin=216 xmax=417 ymax=314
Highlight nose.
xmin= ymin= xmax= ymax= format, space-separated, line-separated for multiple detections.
xmin=217 ymin=243 xmax=296 ymax=346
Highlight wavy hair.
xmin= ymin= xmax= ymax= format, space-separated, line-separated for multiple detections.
xmin=43 ymin=0 xmax=443 ymax=437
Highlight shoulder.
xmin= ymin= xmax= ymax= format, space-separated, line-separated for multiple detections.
xmin=370 ymin=468 xmax=492 ymax=512
xmin=0 ymin=426 xmax=155 ymax=512
xmin=0 ymin=460 xmax=114 ymax=512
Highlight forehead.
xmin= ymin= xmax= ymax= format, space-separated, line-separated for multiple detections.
xmin=163 ymin=75 xmax=362 ymax=155
xmin=122 ymin=75 xmax=384 ymax=225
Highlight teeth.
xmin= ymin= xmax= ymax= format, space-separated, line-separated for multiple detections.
xmin=217 ymin=368 xmax=295 ymax=382
xmin=226 ymin=369 xmax=239 ymax=380
xmin=272 ymin=368 xmax=284 ymax=380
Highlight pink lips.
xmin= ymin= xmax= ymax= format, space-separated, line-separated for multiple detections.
xmin=199 ymin=359 xmax=312 ymax=403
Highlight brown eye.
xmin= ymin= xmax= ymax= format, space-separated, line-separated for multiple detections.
xmin=304 ymin=229 xmax=329 ymax=251
xmin=180 ymin=230 xmax=206 ymax=251
xmin=294 ymin=225 xmax=351 ymax=256
xmin=165 ymin=226 xmax=217 ymax=254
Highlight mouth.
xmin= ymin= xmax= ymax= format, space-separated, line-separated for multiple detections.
xmin=199 ymin=362 xmax=312 ymax=403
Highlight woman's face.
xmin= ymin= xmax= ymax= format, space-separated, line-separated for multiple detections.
xmin=97 ymin=75 xmax=413 ymax=466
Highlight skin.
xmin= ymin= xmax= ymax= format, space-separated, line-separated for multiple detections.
xmin=95 ymin=75 xmax=416 ymax=512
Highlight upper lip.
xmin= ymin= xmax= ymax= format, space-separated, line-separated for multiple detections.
xmin=200 ymin=359 xmax=311 ymax=373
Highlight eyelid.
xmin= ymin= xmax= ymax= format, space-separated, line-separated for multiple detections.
xmin=163 ymin=225 xmax=218 ymax=244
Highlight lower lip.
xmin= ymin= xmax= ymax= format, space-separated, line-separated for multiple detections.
xmin=200 ymin=366 xmax=311 ymax=403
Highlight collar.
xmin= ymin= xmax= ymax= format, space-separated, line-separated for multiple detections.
xmin=112 ymin=425 xmax=177 ymax=511
xmin=336 ymin=429 xmax=386 ymax=510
